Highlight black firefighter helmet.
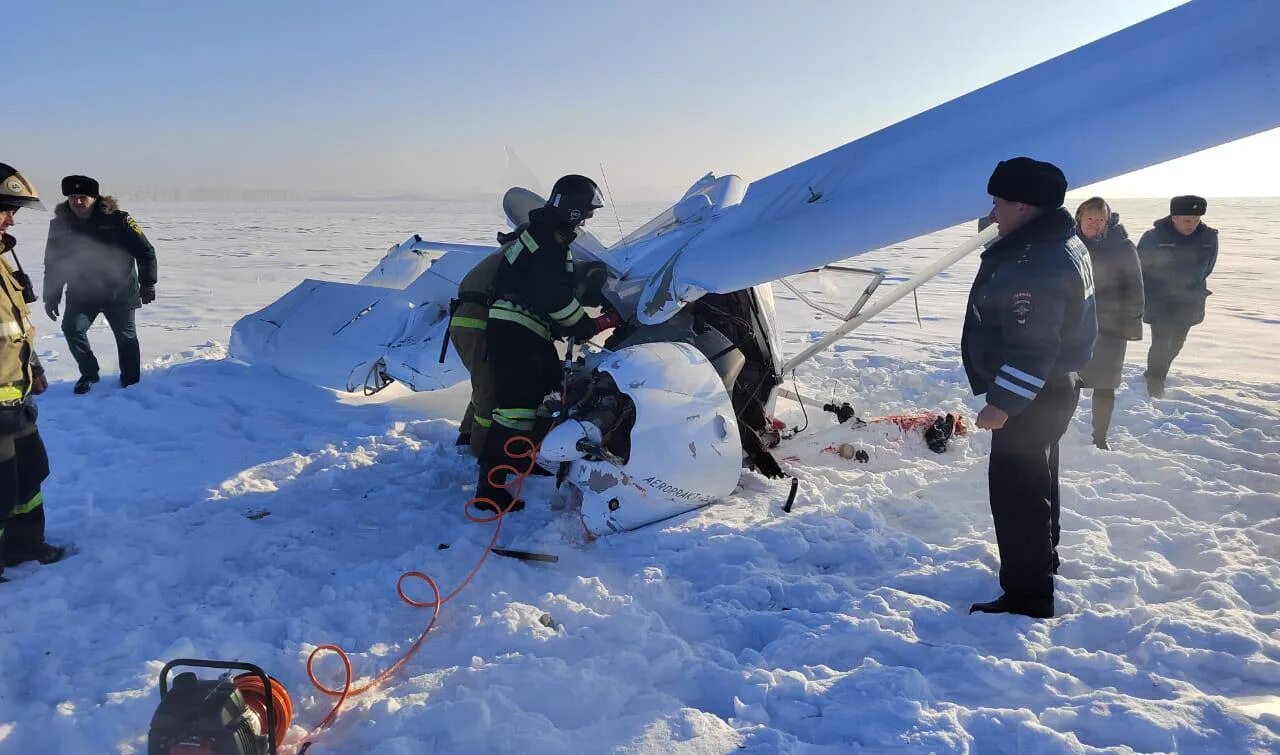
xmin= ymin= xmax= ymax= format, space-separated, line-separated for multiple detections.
xmin=0 ymin=163 xmax=44 ymax=212
xmin=547 ymin=174 xmax=604 ymax=226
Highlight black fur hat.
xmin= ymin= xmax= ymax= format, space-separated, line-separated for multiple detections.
xmin=987 ymin=157 xmax=1067 ymax=208
xmin=1170 ymin=195 xmax=1206 ymax=216
xmin=61 ymin=175 xmax=100 ymax=198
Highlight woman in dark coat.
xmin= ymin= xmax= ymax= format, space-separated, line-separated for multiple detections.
xmin=1075 ymin=197 xmax=1144 ymax=449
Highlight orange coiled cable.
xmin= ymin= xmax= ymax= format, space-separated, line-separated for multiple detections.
xmin=233 ymin=672 xmax=294 ymax=750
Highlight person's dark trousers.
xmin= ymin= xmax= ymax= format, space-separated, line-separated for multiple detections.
xmin=449 ymin=320 xmax=493 ymax=458
xmin=0 ymin=426 xmax=51 ymax=578
xmin=1146 ymin=323 xmax=1192 ymax=381
xmin=988 ymin=376 xmax=1080 ymax=606
xmin=1091 ymin=389 xmax=1115 ymax=443
xmin=474 ymin=321 xmax=560 ymax=508
xmin=62 ymin=296 xmax=141 ymax=385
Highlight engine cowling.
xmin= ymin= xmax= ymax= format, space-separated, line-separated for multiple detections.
xmin=546 ymin=342 xmax=742 ymax=536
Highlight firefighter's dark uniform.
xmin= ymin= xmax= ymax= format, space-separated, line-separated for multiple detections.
xmin=43 ymin=197 xmax=157 ymax=387
xmin=962 ymin=206 xmax=1098 ymax=614
xmin=477 ymin=207 xmax=601 ymax=500
xmin=0 ymin=234 xmax=52 ymax=579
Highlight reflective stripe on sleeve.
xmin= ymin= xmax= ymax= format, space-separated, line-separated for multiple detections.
xmin=999 ymin=365 xmax=1045 ymax=388
xmin=548 ymin=299 xmax=585 ymax=326
xmin=993 ymin=376 xmax=1037 ymax=400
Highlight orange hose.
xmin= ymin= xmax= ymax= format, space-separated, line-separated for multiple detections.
xmin=296 ymin=435 xmax=540 ymax=749
xmin=233 ymin=672 xmax=294 ymax=749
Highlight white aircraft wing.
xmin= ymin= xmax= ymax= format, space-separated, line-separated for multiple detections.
xmin=637 ymin=0 xmax=1280 ymax=323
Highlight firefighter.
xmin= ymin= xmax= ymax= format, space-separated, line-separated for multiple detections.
xmin=0 ymin=163 xmax=62 ymax=580
xmin=473 ymin=175 xmax=620 ymax=512
xmin=448 ymin=244 xmax=505 ymax=456
xmin=450 ymin=240 xmax=607 ymax=459
xmin=962 ymin=157 xmax=1098 ymax=619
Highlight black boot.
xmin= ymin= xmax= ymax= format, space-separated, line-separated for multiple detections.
xmin=472 ymin=425 xmax=528 ymax=515
xmin=1145 ymin=374 xmax=1165 ymax=398
xmin=474 ymin=465 xmax=526 ymax=514
xmin=1091 ymin=389 xmax=1114 ymax=450
xmin=969 ymin=594 xmax=1054 ymax=619
xmin=2 ymin=542 xmax=66 ymax=567
xmin=74 ymin=376 xmax=99 ymax=395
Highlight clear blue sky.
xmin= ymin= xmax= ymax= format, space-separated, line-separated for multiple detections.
xmin=9 ymin=0 xmax=1278 ymax=200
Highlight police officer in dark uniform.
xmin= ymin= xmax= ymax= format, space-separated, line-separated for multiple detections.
xmin=962 ymin=157 xmax=1098 ymax=619
xmin=475 ymin=175 xmax=620 ymax=511
xmin=42 ymin=175 xmax=158 ymax=394
xmin=1137 ymin=195 xmax=1217 ymax=398
xmin=0 ymin=163 xmax=62 ymax=580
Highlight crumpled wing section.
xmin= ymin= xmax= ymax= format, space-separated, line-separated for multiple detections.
xmin=231 ymin=241 xmax=494 ymax=393
xmin=359 ymin=237 xmax=495 ymax=289
xmin=230 ymin=279 xmax=418 ymax=391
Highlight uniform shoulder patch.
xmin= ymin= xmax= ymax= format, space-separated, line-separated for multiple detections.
xmin=125 ymin=216 xmax=144 ymax=235
xmin=1011 ymin=291 xmax=1033 ymax=324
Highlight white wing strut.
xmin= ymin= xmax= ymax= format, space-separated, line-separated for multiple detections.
xmin=782 ymin=224 xmax=998 ymax=374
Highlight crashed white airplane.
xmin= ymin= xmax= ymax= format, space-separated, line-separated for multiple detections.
xmin=232 ymin=0 xmax=1280 ymax=536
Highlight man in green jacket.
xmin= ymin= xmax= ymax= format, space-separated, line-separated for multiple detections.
xmin=42 ymin=175 xmax=158 ymax=394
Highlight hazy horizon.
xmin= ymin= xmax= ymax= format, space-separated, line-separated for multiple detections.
xmin=64 ymin=191 xmax=1280 ymax=206
xmin=11 ymin=1 xmax=1280 ymax=203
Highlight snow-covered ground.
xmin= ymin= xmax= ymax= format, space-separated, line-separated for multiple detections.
xmin=1 ymin=198 xmax=1277 ymax=753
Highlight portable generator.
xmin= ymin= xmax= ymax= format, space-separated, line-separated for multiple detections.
xmin=147 ymin=658 xmax=293 ymax=755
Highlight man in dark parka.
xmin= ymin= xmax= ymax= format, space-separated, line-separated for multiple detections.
xmin=1136 ymin=195 xmax=1217 ymax=398
xmin=42 ymin=176 xmax=158 ymax=394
